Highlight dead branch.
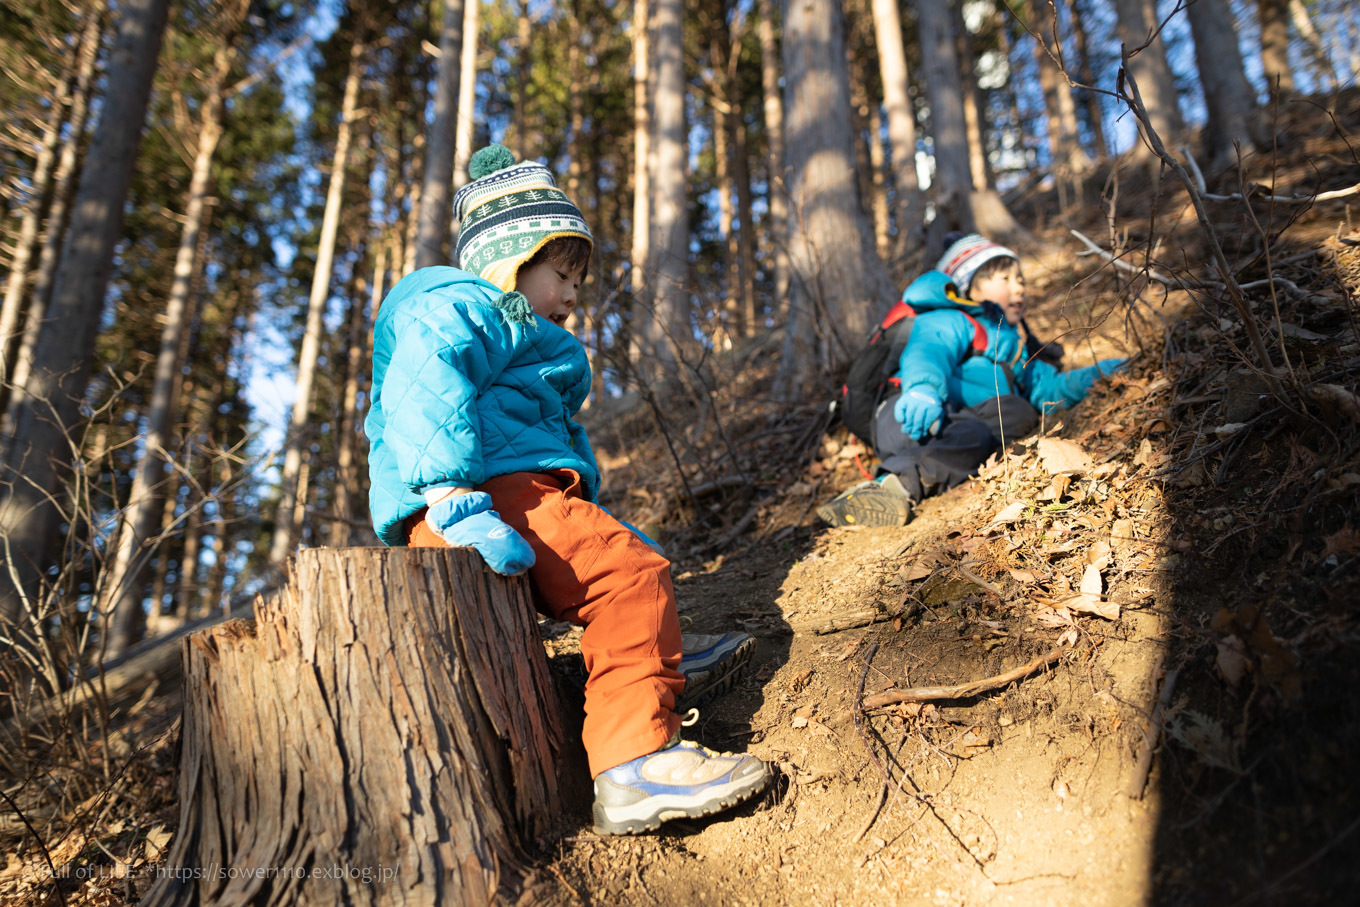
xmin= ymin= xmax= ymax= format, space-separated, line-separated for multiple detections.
xmin=1181 ymin=148 xmax=1360 ymax=204
xmin=1125 ymin=661 xmax=1178 ymax=800
xmin=862 ymin=644 xmax=1067 ymax=709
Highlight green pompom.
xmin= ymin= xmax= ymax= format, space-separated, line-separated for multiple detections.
xmin=469 ymin=145 xmax=516 ymax=180
xmin=494 ymin=291 xmax=535 ymax=326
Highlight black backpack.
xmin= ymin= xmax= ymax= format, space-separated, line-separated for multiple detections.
xmin=838 ymin=295 xmax=988 ymax=445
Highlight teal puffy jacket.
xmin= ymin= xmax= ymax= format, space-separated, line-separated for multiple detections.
xmin=365 ymin=267 xmax=600 ymax=546
xmin=898 ymin=271 xmax=1123 ymax=416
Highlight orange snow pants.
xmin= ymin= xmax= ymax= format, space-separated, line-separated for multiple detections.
xmin=406 ymin=469 xmax=683 ymax=776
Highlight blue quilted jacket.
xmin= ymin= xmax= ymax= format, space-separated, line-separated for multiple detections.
xmin=365 ymin=266 xmax=600 ymax=546
xmin=898 ymin=271 xmax=1123 ymax=416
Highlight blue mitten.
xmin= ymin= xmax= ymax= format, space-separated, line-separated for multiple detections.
xmin=426 ymin=491 xmax=535 ymax=575
xmin=619 ymin=518 xmax=666 ymax=557
xmin=895 ymin=388 xmax=944 ymax=440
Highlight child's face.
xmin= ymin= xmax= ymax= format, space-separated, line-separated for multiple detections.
xmin=517 ymin=258 xmax=585 ymax=328
xmin=970 ymin=261 xmax=1026 ymax=324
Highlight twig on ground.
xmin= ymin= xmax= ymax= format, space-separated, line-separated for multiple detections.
xmin=849 ymin=642 xmax=894 ymax=846
xmin=1125 ymin=660 xmax=1178 ymax=800
xmin=850 ymin=782 xmax=888 ymax=846
xmin=813 ymin=608 xmax=887 ymax=635
xmin=1181 ymin=147 xmax=1360 ymax=204
xmin=861 ymin=645 xmax=1067 ymax=709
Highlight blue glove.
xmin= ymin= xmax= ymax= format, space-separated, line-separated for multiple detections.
xmin=426 ymin=491 xmax=535 ymax=576
xmin=895 ymin=388 xmax=944 ymax=440
xmin=619 ymin=518 xmax=666 ymax=557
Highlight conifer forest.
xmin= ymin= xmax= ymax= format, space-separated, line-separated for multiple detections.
xmin=1 ymin=0 xmax=1359 ymax=903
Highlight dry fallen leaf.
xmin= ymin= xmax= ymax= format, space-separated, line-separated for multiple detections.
xmin=1008 ymin=568 xmax=1039 ymax=584
xmin=1037 ymin=438 xmax=1093 ymax=475
xmin=1084 ymin=540 xmax=1113 ymax=570
xmin=988 ymin=501 xmax=1027 ymax=529
xmin=1054 ymin=565 xmax=1120 ymax=619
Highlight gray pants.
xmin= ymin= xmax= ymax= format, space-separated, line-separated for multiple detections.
xmin=872 ymin=393 xmax=1040 ymax=501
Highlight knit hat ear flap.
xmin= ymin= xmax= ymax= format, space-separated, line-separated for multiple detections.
xmin=452 ymin=143 xmax=592 ymax=300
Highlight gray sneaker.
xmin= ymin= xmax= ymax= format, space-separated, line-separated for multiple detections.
xmin=676 ymin=631 xmax=757 ymax=711
xmin=592 ymin=732 xmax=772 ymax=835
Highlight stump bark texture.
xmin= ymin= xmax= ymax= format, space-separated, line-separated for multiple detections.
xmin=142 ymin=547 xmax=574 ymax=905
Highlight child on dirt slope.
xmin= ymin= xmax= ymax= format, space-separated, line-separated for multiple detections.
xmin=365 ymin=145 xmax=770 ymax=834
xmin=818 ymin=232 xmax=1127 ymax=528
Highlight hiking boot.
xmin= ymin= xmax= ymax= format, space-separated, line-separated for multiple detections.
xmin=816 ymin=477 xmax=913 ymax=528
xmin=676 ymin=631 xmax=756 ymax=711
xmin=592 ymin=732 xmax=772 ymax=835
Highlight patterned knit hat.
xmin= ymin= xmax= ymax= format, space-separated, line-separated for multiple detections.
xmin=937 ymin=233 xmax=1018 ymax=295
xmin=453 ymin=145 xmax=592 ymax=299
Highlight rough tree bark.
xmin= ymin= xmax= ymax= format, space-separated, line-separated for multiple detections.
xmin=1185 ymin=0 xmax=1262 ymax=170
xmin=452 ymin=0 xmax=481 ymax=190
xmin=756 ymin=0 xmax=789 ymax=310
xmin=1028 ymin=0 xmax=1092 ymax=189
xmin=646 ymin=0 xmax=690 ymax=370
xmin=914 ymin=0 xmax=1023 ymax=253
xmin=629 ymin=0 xmax=652 ymax=373
xmin=777 ymin=0 xmax=895 ymax=392
xmin=1258 ymin=0 xmax=1295 ymax=95
xmin=869 ymin=0 xmax=923 ymax=252
xmin=1112 ymin=0 xmax=1186 ymax=152
xmin=142 ymin=547 xmax=583 ymax=906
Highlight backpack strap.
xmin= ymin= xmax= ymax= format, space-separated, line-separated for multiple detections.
xmin=961 ymin=312 xmax=988 ymax=355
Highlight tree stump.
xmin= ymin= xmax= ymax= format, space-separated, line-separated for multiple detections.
xmin=142 ymin=547 xmax=583 ymax=906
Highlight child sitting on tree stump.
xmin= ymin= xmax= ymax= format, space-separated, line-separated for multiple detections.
xmin=364 ymin=145 xmax=769 ymax=835
xmin=819 ymin=232 xmax=1127 ymax=528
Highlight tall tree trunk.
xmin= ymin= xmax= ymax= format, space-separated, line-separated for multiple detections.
xmin=1258 ymin=0 xmax=1295 ymax=94
xmin=106 ymin=9 xmax=244 ymax=655
xmin=757 ymin=0 xmax=789 ymax=315
xmin=711 ymin=52 xmax=738 ymax=346
xmin=566 ymin=8 xmax=586 ymax=202
xmin=1112 ymin=0 xmax=1186 ymax=150
xmin=954 ymin=3 xmax=993 ymax=193
xmin=869 ymin=0 xmax=923 ymax=252
xmin=0 ymin=5 xmax=104 ymax=424
xmin=453 ymin=0 xmax=480 ymax=190
xmin=844 ymin=21 xmax=889 ymax=257
xmin=1069 ymin=0 xmax=1109 ymax=159
xmin=777 ymin=0 xmax=895 ymax=392
xmin=0 ymin=0 xmax=171 ymax=632
xmin=414 ymin=0 xmax=463 ymax=270
xmin=0 ymin=13 xmax=85 ymax=401
xmin=512 ymin=2 xmax=532 ymax=158
xmin=731 ymin=117 xmax=757 ymax=336
xmin=630 ymin=0 xmax=652 ymax=366
xmin=915 ymin=0 xmax=1022 ymax=251
xmin=1186 ymin=0 xmax=1262 ymax=170
xmin=646 ymin=0 xmax=689 ymax=369
xmin=269 ymin=38 xmax=365 ymax=565
xmin=328 ymin=249 xmax=372 ymax=548
xmin=1029 ymin=0 xmax=1092 ymax=190
xmin=1289 ymin=0 xmax=1334 ymax=90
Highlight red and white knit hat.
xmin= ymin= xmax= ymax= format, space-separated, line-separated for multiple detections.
xmin=936 ymin=233 xmax=1018 ymax=295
